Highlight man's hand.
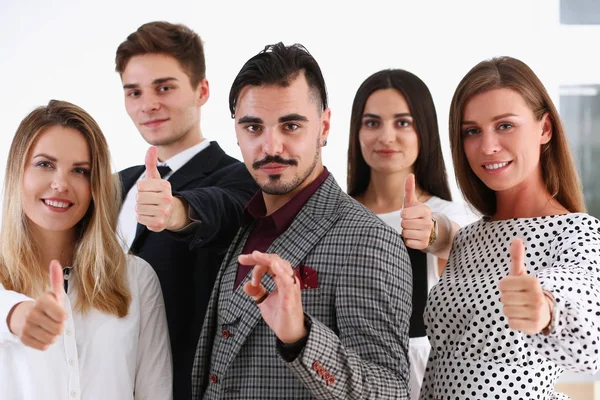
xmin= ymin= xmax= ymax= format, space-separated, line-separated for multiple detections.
xmin=136 ymin=146 xmax=189 ymax=232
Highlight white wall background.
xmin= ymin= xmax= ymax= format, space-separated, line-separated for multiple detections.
xmin=1 ymin=0 xmax=599 ymax=382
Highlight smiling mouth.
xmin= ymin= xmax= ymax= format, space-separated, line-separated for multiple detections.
xmin=483 ymin=161 xmax=512 ymax=170
xmin=42 ymin=199 xmax=72 ymax=209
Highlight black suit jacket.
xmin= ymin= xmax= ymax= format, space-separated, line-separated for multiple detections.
xmin=119 ymin=142 xmax=257 ymax=400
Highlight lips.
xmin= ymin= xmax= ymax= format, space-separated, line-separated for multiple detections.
xmin=142 ymin=118 xmax=169 ymax=128
xmin=260 ymin=163 xmax=289 ymax=174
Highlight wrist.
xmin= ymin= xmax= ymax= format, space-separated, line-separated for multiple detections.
xmin=541 ymin=290 xmax=555 ymax=336
xmin=279 ymin=324 xmax=308 ymax=345
xmin=7 ymin=301 xmax=29 ymax=335
xmin=167 ymin=197 xmax=191 ymax=231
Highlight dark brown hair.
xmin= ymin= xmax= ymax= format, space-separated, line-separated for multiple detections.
xmin=449 ymin=56 xmax=585 ymax=216
xmin=229 ymin=42 xmax=327 ymax=117
xmin=115 ymin=21 xmax=206 ymax=88
xmin=347 ymin=69 xmax=451 ymax=201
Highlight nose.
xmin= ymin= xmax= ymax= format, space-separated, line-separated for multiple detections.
xmin=480 ymin=130 xmax=501 ymax=155
xmin=262 ymin=128 xmax=283 ymax=156
xmin=378 ymin=122 xmax=396 ymax=144
xmin=140 ymin=92 xmax=160 ymax=114
xmin=50 ymin=170 xmax=70 ymax=192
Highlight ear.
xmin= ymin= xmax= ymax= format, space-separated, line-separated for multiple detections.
xmin=320 ymin=108 xmax=331 ymax=147
xmin=540 ymin=112 xmax=552 ymax=145
xmin=195 ymin=78 xmax=210 ymax=107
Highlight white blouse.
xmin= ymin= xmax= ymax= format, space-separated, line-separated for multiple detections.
xmin=0 ymin=255 xmax=172 ymax=400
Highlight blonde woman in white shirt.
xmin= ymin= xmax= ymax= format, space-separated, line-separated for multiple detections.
xmin=0 ymin=100 xmax=172 ymax=400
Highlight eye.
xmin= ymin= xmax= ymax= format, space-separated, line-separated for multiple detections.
xmin=462 ymin=127 xmax=479 ymax=136
xmin=126 ymin=90 xmax=140 ymax=98
xmin=73 ymin=168 xmax=90 ymax=176
xmin=244 ymin=124 xmax=262 ymax=134
xmin=283 ymin=123 xmax=299 ymax=132
xmin=497 ymin=122 xmax=513 ymax=131
xmin=36 ymin=161 xmax=53 ymax=168
xmin=158 ymin=85 xmax=173 ymax=93
xmin=363 ymin=119 xmax=379 ymax=128
xmin=396 ymin=119 xmax=412 ymax=128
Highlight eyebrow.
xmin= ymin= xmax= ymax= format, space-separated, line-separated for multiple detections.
xmin=123 ymin=77 xmax=178 ymax=89
xmin=237 ymin=114 xmax=309 ymax=124
xmin=462 ymin=113 xmax=519 ymax=125
xmin=33 ymin=153 xmax=91 ymax=166
xmin=362 ymin=113 xmax=412 ymax=119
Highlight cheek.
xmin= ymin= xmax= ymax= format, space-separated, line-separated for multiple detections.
xmin=358 ymin=131 xmax=375 ymax=152
xmin=124 ymin=100 xmax=137 ymax=118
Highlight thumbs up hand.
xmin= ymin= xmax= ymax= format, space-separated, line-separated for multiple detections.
xmin=499 ymin=239 xmax=553 ymax=335
xmin=401 ymin=173 xmax=434 ymax=250
xmin=136 ymin=146 xmax=187 ymax=232
xmin=7 ymin=260 xmax=68 ymax=350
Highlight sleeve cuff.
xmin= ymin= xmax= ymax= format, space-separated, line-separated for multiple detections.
xmin=276 ymin=314 xmax=312 ymax=362
xmin=170 ymin=196 xmax=202 ymax=234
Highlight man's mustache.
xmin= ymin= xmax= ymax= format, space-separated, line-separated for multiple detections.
xmin=252 ymin=155 xmax=298 ymax=170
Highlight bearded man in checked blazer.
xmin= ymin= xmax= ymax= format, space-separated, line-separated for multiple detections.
xmin=191 ymin=42 xmax=412 ymax=399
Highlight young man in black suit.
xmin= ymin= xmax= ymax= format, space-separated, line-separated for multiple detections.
xmin=115 ymin=21 xmax=257 ymax=400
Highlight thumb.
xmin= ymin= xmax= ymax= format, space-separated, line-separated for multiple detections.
xmin=144 ymin=146 xmax=161 ymax=179
xmin=509 ymin=238 xmax=526 ymax=276
xmin=49 ymin=260 xmax=65 ymax=303
xmin=403 ymin=173 xmax=419 ymax=208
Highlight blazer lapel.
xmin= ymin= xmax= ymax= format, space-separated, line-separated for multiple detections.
xmin=167 ymin=142 xmax=225 ymax=191
xmin=119 ymin=166 xmax=145 ymax=203
xmin=218 ymin=175 xmax=343 ymax=371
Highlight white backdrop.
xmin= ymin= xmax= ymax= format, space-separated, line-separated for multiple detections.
xmin=1 ymin=0 xmax=599 ymax=383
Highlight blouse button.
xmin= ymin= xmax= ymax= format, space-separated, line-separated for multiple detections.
xmin=221 ymin=330 xmax=231 ymax=339
xmin=65 ymin=329 xmax=72 ymax=336
xmin=69 ymin=359 xmax=75 ymax=366
xmin=70 ymin=390 xmax=77 ymax=397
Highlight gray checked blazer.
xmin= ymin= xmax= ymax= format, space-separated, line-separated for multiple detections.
xmin=192 ymin=174 xmax=412 ymax=399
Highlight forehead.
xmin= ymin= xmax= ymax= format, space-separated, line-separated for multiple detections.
xmin=30 ymin=126 xmax=90 ymax=159
xmin=235 ymin=75 xmax=319 ymax=121
xmin=364 ymin=89 xmax=409 ymax=114
xmin=121 ymin=53 xmax=189 ymax=84
xmin=463 ymin=88 xmax=531 ymax=121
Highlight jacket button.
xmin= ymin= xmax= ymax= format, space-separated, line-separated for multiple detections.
xmin=210 ymin=374 xmax=218 ymax=384
xmin=221 ymin=329 xmax=231 ymax=339
xmin=327 ymin=376 xmax=335 ymax=385
xmin=312 ymin=361 xmax=321 ymax=371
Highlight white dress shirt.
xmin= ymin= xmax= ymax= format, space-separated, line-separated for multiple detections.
xmin=118 ymin=140 xmax=211 ymax=251
xmin=0 ymin=255 xmax=173 ymax=400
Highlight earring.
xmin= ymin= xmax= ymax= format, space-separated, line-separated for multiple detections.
xmin=322 ymin=140 xmax=327 ymax=147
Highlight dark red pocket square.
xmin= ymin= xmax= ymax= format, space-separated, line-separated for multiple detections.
xmin=294 ymin=264 xmax=318 ymax=290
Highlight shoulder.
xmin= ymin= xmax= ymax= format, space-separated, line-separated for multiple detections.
xmin=118 ymin=164 xmax=143 ymax=177
xmin=125 ymin=255 xmax=161 ymax=290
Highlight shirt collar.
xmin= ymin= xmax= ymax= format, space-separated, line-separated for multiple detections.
xmin=159 ymin=139 xmax=210 ymax=173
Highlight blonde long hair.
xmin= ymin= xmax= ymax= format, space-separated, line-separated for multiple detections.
xmin=449 ymin=56 xmax=585 ymax=216
xmin=0 ymin=100 xmax=131 ymax=317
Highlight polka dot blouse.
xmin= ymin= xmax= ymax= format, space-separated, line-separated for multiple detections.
xmin=420 ymin=213 xmax=600 ymax=400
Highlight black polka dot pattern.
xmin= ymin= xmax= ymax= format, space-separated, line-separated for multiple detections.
xmin=420 ymin=213 xmax=600 ymax=399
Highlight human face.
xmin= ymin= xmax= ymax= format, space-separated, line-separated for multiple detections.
xmin=461 ymin=88 xmax=551 ymax=193
xmin=235 ymin=73 xmax=330 ymax=198
xmin=121 ymin=53 xmax=209 ymax=158
xmin=358 ymin=89 xmax=419 ymax=175
xmin=22 ymin=126 xmax=92 ymax=236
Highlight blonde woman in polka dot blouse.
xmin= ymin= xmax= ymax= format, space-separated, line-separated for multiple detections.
xmin=420 ymin=57 xmax=600 ymax=400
